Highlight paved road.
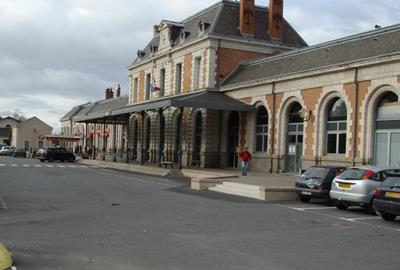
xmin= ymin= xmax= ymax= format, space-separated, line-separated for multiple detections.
xmin=1 ymin=156 xmax=400 ymax=270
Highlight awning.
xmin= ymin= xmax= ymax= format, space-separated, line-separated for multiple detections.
xmin=111 ymin=91 xmax=255 ymax=116
xmin=73 ymin=90 xmax=255 ymax=123
xmin=44 ymin=135 xmax=82 ymax=142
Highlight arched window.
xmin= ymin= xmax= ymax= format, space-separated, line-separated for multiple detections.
xmin=326 ymin=98 xmax=347 ymax=154
xmin=255 ymin=106 xmax=268 ymax=152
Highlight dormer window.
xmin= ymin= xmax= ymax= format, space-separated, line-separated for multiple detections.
xmin=150 ymin=44 xmax=158 ymax=55
xmin=198 ymin=21 xmax=210 ymax=34
xmin=179 ymin=29 xmax=190 ymax=43
xmin=137 ymin=50 xmax=145 ymax=61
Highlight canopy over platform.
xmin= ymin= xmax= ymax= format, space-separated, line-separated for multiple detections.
xmin=112 ymin=90 xmax=255 ymax=116
xmin=73 ymin=90 xmax=255 ymax=123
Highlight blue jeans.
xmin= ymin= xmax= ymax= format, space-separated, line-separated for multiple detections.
xmin=242 ymin=161 xmax=249 ymax=176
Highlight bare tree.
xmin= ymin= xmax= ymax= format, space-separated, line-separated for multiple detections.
xmin=0 ymin=109 xmax=26 ymax=121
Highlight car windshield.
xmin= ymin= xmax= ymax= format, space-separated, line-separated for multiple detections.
xmin=301 ymin=167 xmax=330 ymax=182
xmin=339 ymin=169 xmax=367 ymax=180
xmin=381 ymin=175 xmax=400 ymax=188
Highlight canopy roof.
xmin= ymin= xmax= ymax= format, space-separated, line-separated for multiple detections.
xmin=112 ymin=91 xmax=255 ymax=116
xmin=73 ymin=91 xmax=255 ymax=123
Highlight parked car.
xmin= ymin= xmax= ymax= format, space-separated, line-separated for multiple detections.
xmin=295 ymin=166 xmax=346 ymax=205
xmin=36 ymin=147 xmax=75 ymax=162
xmin=374 ymin=173 xmax=400 ymax=221
xmin=13 ymin=147 xmax=27 ymax=158
xmin=0 ymin=242 xmax=14 ymax=270
xmin=330 ymin=166 xmax=400 ymax=213
xmin=0 ymin=146 xmax=11 ymax=156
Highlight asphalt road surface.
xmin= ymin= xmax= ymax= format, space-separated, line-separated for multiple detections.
xmin=1 ymin=156 xmax=400 ymax=270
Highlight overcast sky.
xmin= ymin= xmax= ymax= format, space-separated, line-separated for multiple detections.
xmin=0 ymin=0 xmax=399 ymax=133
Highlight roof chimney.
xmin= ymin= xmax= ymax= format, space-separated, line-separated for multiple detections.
xmin=116 ymin=84 xmax=121 ymax=97
xmin=105 ymin=88 xmax=114 ymax=100
xmin=240 ymin=0 xmax=255 ymax=36
xmin=268 ymin=0 xmax=284 ymax=40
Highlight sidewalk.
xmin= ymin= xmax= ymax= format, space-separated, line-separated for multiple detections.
xmin=76 ymin=159 xmax=297 ymax=201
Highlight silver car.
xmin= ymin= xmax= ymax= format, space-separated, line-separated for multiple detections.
xmin=330 ymin=166 xmax=400 ymax=213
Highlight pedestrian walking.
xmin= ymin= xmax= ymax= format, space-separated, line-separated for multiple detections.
xmin=239 ymin=147 xmax=252 ymax=176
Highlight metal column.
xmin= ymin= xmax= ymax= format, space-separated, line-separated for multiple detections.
xmin=112 ymin=122 xmax=117 ymax=162
xmin=92 ymin=124 xmax=96 ymax=160
xmin=158 ymin=108 xmax=163 ymax=167
xmin=126 ymin=115 xmax=130 ymax=164
xmin=102 ymin=121 xmax=106 ymax=161
xmin=141 ymin=111 xmax=145 ymax=165
xmin=178 ymin=107 xmax=184 ymax=170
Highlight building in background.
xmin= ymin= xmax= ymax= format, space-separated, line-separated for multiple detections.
xmin=0 ymin=116 xmax=53 ymax=151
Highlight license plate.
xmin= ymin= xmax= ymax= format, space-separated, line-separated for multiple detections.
xmin=301 ymin=191 xmax=312 ymax=195
xmin=339 ymin=183 xmax=351 ymax=189
xmin=385 ymin=192 xmax=400 ymax=199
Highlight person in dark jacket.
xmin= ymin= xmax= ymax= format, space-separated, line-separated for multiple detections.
xmin=239 ymin=147 xmax=252 ymax=176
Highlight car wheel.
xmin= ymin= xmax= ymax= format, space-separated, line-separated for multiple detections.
xmin=381 ymin=213 xmax=397 ymax=221
xmin=298 ymin=195 xmax=311 ymax=203
xmin=366 ymin=200 xmax=377 ymax=215
xmin=68 ymin=158 xmax=74 ymax=163
xmin=48 ymin=157 xmax=54 ymax=163
xmin=336 ymin=202 xmax=348 ymax=210
xmin=40 ymin=159 xmax=44 ymax=162
xmin=324 ymin=194 xmax=334 ymax=206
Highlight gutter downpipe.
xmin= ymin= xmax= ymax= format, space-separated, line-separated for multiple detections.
xmin=352 ymin=67 xmax=359 ymax=167
xmin=269 ymin=82 xmax=276 ymax=174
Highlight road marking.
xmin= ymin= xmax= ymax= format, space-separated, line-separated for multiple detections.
xmin=277 ymin=204 xmax=400 ymax=233
xmin=57 ymin=165 xmax=66 ymax=168
xmin=23 ymin=164 xmax=31 ymax=167
xmin=34 ymin=165 xmax=42 ymax=167
xmin=284 ymin=206 xmax=336 ymax=211
xmin=0 ymin=164 xmax=5 ymax=167
xmin=79 ymin=165 xmax=88 ymax=168
xmin=68 ymin=165 xmax=76 ymax=168
xmin=45 ymin=165 xmax=54 ymax=168
xmin=10 ymin=164 xmax=18 ymax=167
xmin=339 ymin=217 xmax=381 ymax=222
xmin=0 ymin=196 xmax=8 ymax=210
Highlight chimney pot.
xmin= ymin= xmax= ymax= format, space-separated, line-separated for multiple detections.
xmin=268 ymin=0 xmax=284 ymax=40
xmin=105 ymin=88 xmax=114 ymax=99
xmin=116 ymin=84 xmax=121 ymax=97
xmin=239 ymin=0 xmax=255 ymax=36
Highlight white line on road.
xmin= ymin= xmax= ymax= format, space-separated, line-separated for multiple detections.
xmin=34 ymin=165 xmax=42 ymax=167
xmin=339 ymin=217 xmax=381 ymax=222
xmin=10 ymin=164 xmax=18 ymax=167
xmin=45 ymin=165 xmax=54 ymax=168
xmin=57 ymin=165 xmax=66 ymax=168
xmin=0 ymin=164 xmax=5 ymax=167
xmin=276 ymin=204 xmax=400 ymax=233
xmin=284 ymin=206 xmax=336 ymax=211
xmin=68 ymin=165 xmax=76 ymax=168
xmin=79 ymin=165 xmax=88 ymax=168
xmin=23 ymin=164 xmax=31 ymax=167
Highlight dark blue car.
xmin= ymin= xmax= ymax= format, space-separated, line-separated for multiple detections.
xmin=374 ymin=174 xmax=400 ymax=221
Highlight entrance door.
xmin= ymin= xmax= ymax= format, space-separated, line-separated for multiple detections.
xmin=227 ymin=111 xmax=240 ymax=168
xmin=286 ymin=103 xmax=304 ymax=173
xmin=375 ymin=131 xmax=400 ymax=167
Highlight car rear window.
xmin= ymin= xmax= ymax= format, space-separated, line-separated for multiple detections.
xmin=301 ymin=167 xmax=330 ymax=181
xmin=382 ymin=175 xmax=400 ymax=188
xmin=339 ymin=169 xmax=367 ymax=180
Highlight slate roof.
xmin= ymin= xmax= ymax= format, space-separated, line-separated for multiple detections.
xmin=222 ymin=24 xmax=400 ymax=87
xmin=60 ymin=104 xmax=88 ymax=121
xmin=131 ymin=0 xmax=307 ymax=65
xmin=72 ymin=96 xmax=129 ymax=122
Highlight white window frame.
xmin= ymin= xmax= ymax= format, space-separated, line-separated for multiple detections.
xmin=326 ymin=120 xmax=347 ymax=155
